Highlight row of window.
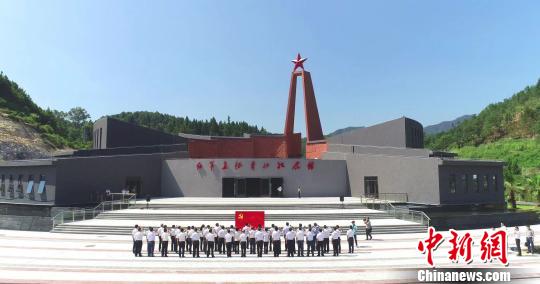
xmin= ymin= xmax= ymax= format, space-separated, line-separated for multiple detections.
xmin=0 ymin=174 xmax=47 ymax=200
xmin=449 ymin=173 xmax=498 ymax=194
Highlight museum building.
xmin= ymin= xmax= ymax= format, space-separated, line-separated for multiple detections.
xmin=0 ymin=55 xmax=505 ymax=207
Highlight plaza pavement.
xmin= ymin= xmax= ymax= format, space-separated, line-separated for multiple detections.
xmin=0 ymin=226 xmax=539 ymax=283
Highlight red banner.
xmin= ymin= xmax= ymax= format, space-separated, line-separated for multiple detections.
xmin=235 ymin=211 xmax=265 ymax=229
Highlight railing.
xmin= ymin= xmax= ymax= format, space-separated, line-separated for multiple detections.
xmin=361 ymin=193 xmax=408 ymax=203
xmin=359 ymin=195 xmax=430 ymax=227
xmin=52 ymin=193 xmax=136 ymax=228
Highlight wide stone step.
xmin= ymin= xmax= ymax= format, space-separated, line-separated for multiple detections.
xmin=95 ymin=214 xmax=393 ymax=220
xmin=51 ymin=224 xmax=428 ymax=235
xmin=130 ymin=204 xmax=367 ymax=210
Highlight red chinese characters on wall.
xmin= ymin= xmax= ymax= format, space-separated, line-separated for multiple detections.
xmin=195 ymin=160 xmax=316 ymax=172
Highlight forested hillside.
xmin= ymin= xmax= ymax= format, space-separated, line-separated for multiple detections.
xmin=425 ymin=79 xmax=540 ymax=150
xmin=425 ymin=79 xmax=540 ymax=204
xmin=111 ymin=112 xmax=268 ymax=137
xmin=0 ymin=72 xmax=92 ymax=151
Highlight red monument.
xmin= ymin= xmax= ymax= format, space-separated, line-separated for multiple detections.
xmin=187 ymin=54 xmax=326 ymax=159
xmin=285 ymin=53 xmax=327 ymax=159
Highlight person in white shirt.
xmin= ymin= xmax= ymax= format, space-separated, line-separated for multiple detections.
xmin=285 ymin=227 xmax=296 ymax=257
xmin=272 ymin=227 xmax=282 ymax=257
xmin=131 ymin=225 xmax=139 ymax=256
xmin=146 ymin=227 xmax=156 ymax=257
xmin=217 ymin=226 xmax=226 ymax=255
xmin=255 ymin=227 xmax=264 ymax=257
xmin=205 ymin=230 xmax=215 ymax=257
xmin=296 ymin=227 xmax=305 ymax=257
xmin=249 ymin=228 xmax=256 ymax=255
xmin=526 ymin=225 xmax=535 ymax=254
xmin=239 ymin=231 xmax=248 ymax=257
xmin=283 ymin=223 xmax=290 ymax=235
xmin=157 ymin=224 xmax=164 ymax=252
xmin=316 ymin=228 xmax=325 ymax=256
xmin=225 ymin=229 xmax=233 ymax=257
xmin=514 ymin=226 xmax=522 ymax=256
xmin=202 ymin=225 xmax=210 ymax=255
xmin=133 ymin=227 xmax=143 ymax=257
xmin=170 ymin=225 xmax=177 ymax=253
xmin=269 ymin=225 xmax=275 ymax=251
xmin=234 ymin=228 xmax=241 ymax=254
xmin=306 ymin=225 xmax=315 ymax=257
xmin=187 ymin=226 xmax=194 ymax=254
xmin=177 ymin=228 xmax=187 ymax=257
xmin=346 ymin=225 xmax=355 ymax=253
xmin=160 ymin=227 xmax=170 ymax=257
xmin=331 ymin=227 xmax=341 ymax=256
xmin=191 ymin=228 xmax=201 ymax=257
xmin=213 ymin=223 xmax=220 ymax=251
xmin=263 ymin=228 xmax=270 ymax=254
xmin=323 ymin=225 xmax=330 ymax=253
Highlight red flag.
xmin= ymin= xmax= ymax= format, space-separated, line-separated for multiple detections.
xmin=235 ymin=211 xmax=265 ymax=229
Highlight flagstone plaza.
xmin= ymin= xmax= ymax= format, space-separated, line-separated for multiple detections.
xmin=0 ymin=225 xmax=539 ymax=283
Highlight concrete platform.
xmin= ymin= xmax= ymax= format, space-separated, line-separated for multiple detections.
xmin=1 ymin=226 xmax=539 ymax=283
xmin=52 ymin=197 xmax=428 ymax=235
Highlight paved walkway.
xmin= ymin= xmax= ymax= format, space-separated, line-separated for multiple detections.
xmin=1 ymin=226 xmax=539 ymax=283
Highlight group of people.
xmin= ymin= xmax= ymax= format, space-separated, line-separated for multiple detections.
xmin=131 ymin=218 xmax=374 ymax=258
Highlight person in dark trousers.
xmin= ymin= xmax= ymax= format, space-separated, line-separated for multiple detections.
xmin=157 ymin=224 xmax=164 ymax=252
xmin=161 ymin=227 xmax=169 ymax=257
xmin=351 ymin=221 xmax=358 ymax=247
xmin=255 ymin=226 xmax=264 ymax=257
xmin=217 ymin=226 xmax=226 ymax=254
xmin=205 ymin=230 xmax=215 ymax=257
xmin=296 ymin=227 xmax=304 ymax=257
xmin=306 ymin=226 xmax=315 ymax=257
xmin=145 ymin=227 xmax=156 ymax=257
xmin=131 ymin=225 xmax=139 ymax=255
xmin=331 ymin=227 xmax=340 ymax=256
xmin=177 ymin=228 xmax=186 ymax=257
xmin=347 ymin=225 xmax=355 ymax=253
xmin=263 ymin=228 xmax=270 ymax=254
xmin=316 ymin=228 xmax=325 ymax=256
xmin=170 ymin=225 xmax=177 ymax=253
xmin=272 ymin=227 xmax=281 ymax=257
xmin=133 ymin=227 xmax=143 ymax=257
xmin=191 ymin=228 xmax=200 ymax=258
xmin=225 ymin=229 xmax=233 ymax=258
xmin=364 ymin=218 xmax=373 ymax=240
xmin=323 ymin=225 xmax=330 ymax=253
xmin=526 ymin=225 xmax=535 ymax=254
xmin=186 ymin=226 xmax=193 ymax=253
xmin=336 ymin=225 xmax=341 ymax=252
xmin=240 ymin=230 xmax=248 ymax=257
xmin=297 ymin=186 xmax=301 ymax=198
xmin=285 ymin=227 xmax=296 ymax=257
xmin=514 ymin=226 xmax=522 ymax=256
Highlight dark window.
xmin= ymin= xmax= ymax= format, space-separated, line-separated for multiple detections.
xmin=8 ymin=175 xmax=14 ymax=198
xmin=449 ymin=174 xmax=456 ymax=194
xmin=461 ymin=174 xmax=468 ymax=193
xmin=17 ymin=175 xmax=24 ymax=198
xmin=483 ymin=175 xmax=489 ymax=192
xmin=473 ymin=174 xmax=479 ymax=192
xmin=26 ymin=175 xmax=35 ymax=194
xmin=491 ymin=175 xmax=498 ymax=192
xmin=37 ymin=175 xmax=47 ymax=194
xmin=364 ymin=176 xmax=379 ymax=198
xmin=0 ymin=174 xmax=5 ymax=196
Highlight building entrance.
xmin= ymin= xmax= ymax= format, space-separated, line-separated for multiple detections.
xmin=364 ymin=176 xmax=379 ymax=198
xmin=222 ymin=177 xmax=283 ymax=198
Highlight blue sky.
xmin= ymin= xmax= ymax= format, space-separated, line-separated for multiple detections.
xmin=1 ymin=0 xmax=539 ymax=134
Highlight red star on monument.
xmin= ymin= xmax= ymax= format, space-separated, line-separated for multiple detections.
xmin=291 ymin=53 xmax=307 ymax=71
